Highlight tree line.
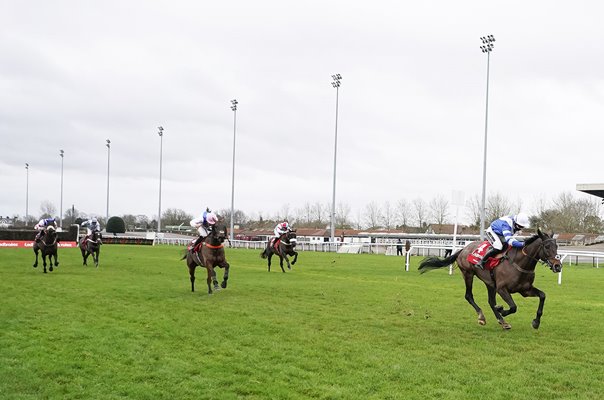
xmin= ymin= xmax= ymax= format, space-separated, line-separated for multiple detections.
xmin=7 ymin=191 xmax=603 ymax=234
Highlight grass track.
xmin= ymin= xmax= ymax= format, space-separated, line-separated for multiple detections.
xmin=1 ymin=245 xmax=603 ymax=399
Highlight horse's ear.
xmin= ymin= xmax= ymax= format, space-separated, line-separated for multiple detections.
xmin=537 ymin=227 xmax=543 ymax=237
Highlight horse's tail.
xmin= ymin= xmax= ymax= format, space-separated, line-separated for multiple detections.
xmin=418 ymin=250 xmax=462 ymax=274
xmin=260 ymin=247 xmax=268 ymax=259
xmin=180 ymin=249 xmax=188 ymax=261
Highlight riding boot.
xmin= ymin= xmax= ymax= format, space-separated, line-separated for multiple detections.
xmin=190 ymin=235 xmax=203 ymax=251
xmin=478 ymin=247 xmax=500 ymax=269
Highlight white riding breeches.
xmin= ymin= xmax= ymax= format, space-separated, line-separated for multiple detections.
xmin=485 ymin=227 xmax=504 ymax=250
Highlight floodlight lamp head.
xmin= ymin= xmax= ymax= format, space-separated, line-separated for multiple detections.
xmin=25 ymin=163 xmax=29 ymax=168
xmin=60 ymin=150 xmax=64 ymax=157
xmin=157 ymin=126 xmax=164 ymax=136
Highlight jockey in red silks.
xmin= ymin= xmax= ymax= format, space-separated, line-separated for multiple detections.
xmin=478 ymin=213 xmax=530 ymax=269
xmin=272 ymin=220 xmax=291 ymax=245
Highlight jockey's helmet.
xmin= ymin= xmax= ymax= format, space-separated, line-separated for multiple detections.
xmin=91 ymin=217 xmax=98 ymax=223
xmin=514 ymin=213 xmax=530 ymax=229
xmin=281 ymin=222 xmax=288 ymax=229
xmin=206 ymin=212 xmax=218 ymax=225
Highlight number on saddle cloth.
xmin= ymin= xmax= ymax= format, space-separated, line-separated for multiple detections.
xmin=467 ymin=241 xmax=504 ymax=269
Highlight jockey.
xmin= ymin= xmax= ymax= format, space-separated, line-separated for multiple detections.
xmin=478 ymin=212 xmax=530 ymax=269
xmin=273 ymin=219 xmax=291 ymax=244
xmin=189 ymin=208 xmax=218 ymax=250
xmin=34 ymin=218 xmax=57 ymax=242
xmin=81 ymin=217 xmax=102 ymax=242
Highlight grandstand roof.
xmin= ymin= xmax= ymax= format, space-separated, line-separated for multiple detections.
xmin=577 ymin=183 xmax=604 ymax=199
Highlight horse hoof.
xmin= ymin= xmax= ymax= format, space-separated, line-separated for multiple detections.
xmin=478 ymin=319 xmax=486 ymax=326
xmin=33 ymin=265 xmax=37 ymax=268
xmin=499 ymin=322 xmax=512 ymax=330
xmin=532 ymin=320 xmax=540 ymax=329
xmin=221 ymin=281 xmax=227 ymax=289
xmin=49 ymin=266 xmax=53 ymax=272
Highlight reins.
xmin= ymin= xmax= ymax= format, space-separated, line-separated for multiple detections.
xmin=512 ymin=237 xmax=555 ymax=274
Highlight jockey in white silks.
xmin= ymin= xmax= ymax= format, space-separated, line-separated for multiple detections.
xmin=189 ymin=210 xmax=218 ymax=249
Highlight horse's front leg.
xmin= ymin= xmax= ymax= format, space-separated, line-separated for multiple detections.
xmin=279 ymin=256 xmax=286 ymax=273
xmin=42 ymin=254 xmax=48 ymax=273
xmin=189 ymin=264 xmax=196 ymax=292
xmin=211 ymin=267 xmax=220 ymax=291
xmin=267 ymin=254 xmax=272 ymax=272
xmin=33 ymin=249 xmax=39 ymax=268
xmin=291 ymin=251 xmax=298 ymax=265
xmin=220 ymin=261 xmax=230 ymax=288
xmin=93 ymin=250 xmax=99 ymax=268
xmin=487 ymin=285 xmax=510 ymax=329
xmin=520 ymin=286 xmax=546 ymax=329
xmin=206 ymin=266 xmax=214 ymax=295
xmin=283 ymin=254 xmax=291 ymax=270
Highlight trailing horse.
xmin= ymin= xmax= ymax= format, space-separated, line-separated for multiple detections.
xmin=79 ymin=230 xmax=102 ymax=267
xmin=32 ymin=226 xmax=59 ymax=273
xmin=418 ymin=228 xmax=562 ymax=330
xmin=181 ymin=221 xmax=230 ymax=295
xmin=260 ymin=230 xmax=298 ymax=272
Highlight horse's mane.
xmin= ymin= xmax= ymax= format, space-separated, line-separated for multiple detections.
xmin=524 ymin=233 xmax=542 ymax=246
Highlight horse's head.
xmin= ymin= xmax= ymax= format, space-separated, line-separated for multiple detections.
xmin=209 ymin=221 xmax=228 ymax=244
xmin=285 ymin=230 xmax=297 ymax=247
xmin=525 ymin=228 xmax=562 ymax=273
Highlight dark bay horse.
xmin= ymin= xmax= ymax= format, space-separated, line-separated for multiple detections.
xmin=260 ymin=230 xmax=298 ymax=272
xmin=79 ymin=230 xmax=102 ymax=267
xmin=181 ymin=221 xmax=230 ymax=295
xmin=33 ymin=226 xmax=59 ymax=273
xmin=418 ymin=229 xmax=562 ymax=330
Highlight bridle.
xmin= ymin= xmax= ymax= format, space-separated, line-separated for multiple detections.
xmin=519 ymin=237 xmax=561 ymax=272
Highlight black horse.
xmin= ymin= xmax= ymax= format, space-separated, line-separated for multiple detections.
xmin=33 ymin=226 xmax=59 ymax=273
xmin=418 ymin=228 xmax=562 ymax=330
xmin=260 ymin=230 xmax=299 ymax=272
xmin=181 ymin=221 xmax=230 ymax=295
xmin=79 ymin=230 xmax=102 ymax=267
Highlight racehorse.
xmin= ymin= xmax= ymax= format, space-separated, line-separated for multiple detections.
xmin=260 ymin=230 xmax=298 ymax=272
xmin=79 ymin=230 xmax=102 ymax=267
xmin=418 ymin=228 xmax=562 ymax=330
xmin=33 ymin=226 xmax=59 ymax=273
xmin=181 ymin=220 xmax=230 ymax=295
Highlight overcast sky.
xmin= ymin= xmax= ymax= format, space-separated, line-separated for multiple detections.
xmin=1 ymin=0 xmax=603 ymax=224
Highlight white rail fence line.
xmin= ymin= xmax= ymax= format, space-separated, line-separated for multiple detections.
xmin=154 ymin=238 xmax=601 ymax=285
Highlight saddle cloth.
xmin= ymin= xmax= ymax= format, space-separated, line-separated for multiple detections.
xmin=467 ymin=241 xmax=502 ymax=270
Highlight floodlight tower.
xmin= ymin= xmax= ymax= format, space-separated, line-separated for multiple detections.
xmin=330 ymin=73 xmax=342 ymax=244
xmin=59 ymin=149 xmax=64 ymax=228
xmin=157 ymin=126 xmax=164 ymax=234
xmin=479 ymin=35 xmax=495 ymax=240
xmin=230 ymin=99 xmax=238 ymax=243
xmin=106 ymin=139 xmax=111 ymax=225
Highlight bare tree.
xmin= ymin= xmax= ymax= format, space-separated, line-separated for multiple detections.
xmin=336 ymin=202 xmax=351 ymax=229
xmin=380 ymin=201 xmax=395 ymax=230
xmin=365 ymin=201 xmax=382 ymax=229
xmin=39 ymin=200 xmax=57 ymax=219
xmin=313 ymin=202 xmax=325 ymax=225
xmin=429 ymin=195 xmax=449 ymax=231
xmin=395 ymin=199 xmax=412 ymax=229
xmin=412 ymin=198 xmax=428 ymax=229
xmin=466 ymin=195 xmax=481 ymax=228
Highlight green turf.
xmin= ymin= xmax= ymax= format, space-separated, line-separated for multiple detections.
xmin=1 ymin=246 xmax=603 ymax=399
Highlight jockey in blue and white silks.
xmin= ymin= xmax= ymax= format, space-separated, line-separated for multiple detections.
xmin=478 ymin=213 xmax=530 ymax=269
xmin=189 ymin=209 xmax=218 ymax=249
xmin=34 ymin=218 xmax=57 ymax=241
xmin=82 ymin=217 xmax=101 ymax=236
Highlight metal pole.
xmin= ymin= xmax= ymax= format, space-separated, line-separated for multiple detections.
xmin=330 ymin=74 xmax=342 ymax=244
xmin=230 ymin=99 xmax=238 ymax=243
xmin=157 ymin=126 xmax=164 ymax=234
xmin=25 ymin=163 xmax=29 ymax=224
xmin=479 ymin=35 xmax=495 ymax=240
xmin=106 ymin=139 xmax=111 ymax=225
xmin=59 ymin=150 xmax=64 ymax=228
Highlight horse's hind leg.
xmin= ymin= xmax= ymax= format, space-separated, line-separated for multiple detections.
xmin=487 ymin=286 xmax=510 ymax=329
xmin=42 ymin=255 xmax=48 ymax=273
xmin=33 ymin=249 xmax=39 ymax=268
xmin=279 ymin=256 xmax=286 ymax=273
xmin=267 ymin=254 xmax=272 ymax=272
xmin=462 ymin=270 xmax=486 ymax=325
xmin=54 ymin=252 xmax=59 ymax=267
xmin=520 ymin=286 xmax=546 ymax=329
xmin=284 ymin=255 xmax=291 ymax=270
xmin=188 ymin=264 xmax=196 ymax=292
xmin=495 ymin=289 xmax=517 ymax=317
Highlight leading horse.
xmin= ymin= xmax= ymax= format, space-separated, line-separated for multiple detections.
xmin=33 ymin=226 xmax=59 ymax=273
xmin=79 ymin=230 xmax=102 ymax=267
xmin=260 ymin=230 xmax=298 ymax=272
xmin=181 ymin=221 xmax=230 ymax=295
xmin=418 ymin=228 xmax=562 ymax=330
